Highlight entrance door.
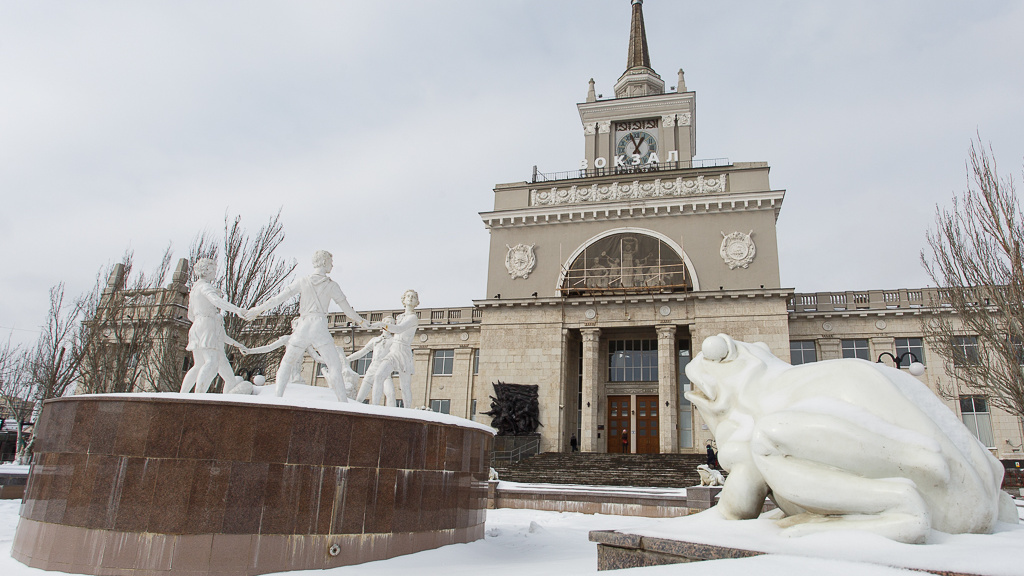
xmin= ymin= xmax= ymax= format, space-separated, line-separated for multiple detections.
xmin=607 ymin=395 xmax=631 ymax=453
xmin=636 ymin=395 xmax=660 ymax=454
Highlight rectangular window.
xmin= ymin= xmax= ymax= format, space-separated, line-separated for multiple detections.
xmin=790 ymin=341 xmax=817 ymax=365
xmin=473 ymin=349 xmax=480 ymax=375
xmin=952 ymin=336 xmax=980 ymax=366
xmin=1012 ymin=336 xmax=1024 ymax=365
xmin=895 ymin=337 xmax=926 ymax=367
xmin=430 ymin=399 xmax=450 ymax=414
xmin=959 ymin=396 xmax=994 ymax=447
xmin=315 ymin=363 xmax=325 ymax=378
xmin=470 ymin=399 xmax=477 ymax=420
xmin=352 ymin=351 xmax=373 ymax=376
xmin=608 ymin=339 xmax=658 ymax=382
xmin=396 ymin=399 xmax=404 ymax=408
xmin=841 ymin=339 xmax=870 ymax=360
xmin=432 ymin=349 xmax=454 ymax=376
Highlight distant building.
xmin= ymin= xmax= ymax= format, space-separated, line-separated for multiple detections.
xmin=78 ymin=259 xmax=191 ymax=394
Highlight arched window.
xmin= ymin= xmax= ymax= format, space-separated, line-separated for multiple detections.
xmin=560 ymin=233 xmax=691 ymax=296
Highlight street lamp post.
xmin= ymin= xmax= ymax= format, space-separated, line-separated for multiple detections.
xmin=876 ymin=352 xmax=926 ymax=376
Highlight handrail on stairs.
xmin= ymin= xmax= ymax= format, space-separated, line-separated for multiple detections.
xmin=492 ymin=437 xmax=541 ymax=465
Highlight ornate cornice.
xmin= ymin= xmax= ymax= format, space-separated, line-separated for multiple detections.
xmin=531 ymin=175 xmax=727 ymax=207
xmin=480 ymin=189 xmax=785 ymax=230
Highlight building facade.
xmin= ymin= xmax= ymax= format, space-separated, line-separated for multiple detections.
xmin=296 ymin=1 xmax=1024 ymax=465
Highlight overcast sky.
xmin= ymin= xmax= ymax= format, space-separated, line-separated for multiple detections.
xmin=2 ymin=1 xmax=1023 ymax=344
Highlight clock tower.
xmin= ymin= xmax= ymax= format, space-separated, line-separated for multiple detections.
xmin=478 ymin=0 xmax=789 ymax=456
xmin=579 ymin=0 xmax=695 ymax=170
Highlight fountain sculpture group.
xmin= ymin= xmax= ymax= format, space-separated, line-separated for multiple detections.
xmin=12 ymin=250 xmax=493 ymax=576
xmin=180 ymin=249 xmax=418 ymax=407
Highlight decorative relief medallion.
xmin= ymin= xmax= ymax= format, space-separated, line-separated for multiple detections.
xmin=678 ymin=112 xmax=692 ymax=126
xmin=585 ymin=308 xmax=597 ymax=320
xmin=419 ymin=334 xmax=428 ymax=343
xmin=659 ymin=305 xmax=671 ymax=317
xmin=598 ymin=121 xmax=612 ymax=134
xmin=720 ymin=231 xmax=756 ymax=269
xmin=531 ymin=174 xmax=727 ymax=206
xmin=343 ymin=336 xmax=352 ymax=344
xmin=505 ymin=243 xmax=537 ymax=279
xmin=661 ymin=114 xmax=676 ymax=128
xmin=583 ymin=123 xmax=597 ymax=136
xmin=875 ymin=320 xmax=887 ymax=331
xmin=822 ymin=322 xmax=833 ymax=332
xmin=460 ymin=332 xmax=469 ymax=341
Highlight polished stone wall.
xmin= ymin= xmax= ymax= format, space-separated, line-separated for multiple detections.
xmin=12 ymin=395 xmax=492 ymax=576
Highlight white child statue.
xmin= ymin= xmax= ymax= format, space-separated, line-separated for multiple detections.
xmin=244 ymin=250 xmax=369 ymax=401
xmin=361 ymin=290 xmax=419 ymax=408
xmin=242 ymin=317 xmax=327 ymax=389
xmin=180 ymin=258 xmax=249 ymax=394
xmin=350 ymin=322 xmax=395 ymax=406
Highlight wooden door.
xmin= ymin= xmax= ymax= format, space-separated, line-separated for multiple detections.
xmin=636 ymin=395 xmax=660 ymax=454
xmin=607 ymin=395 xmax=631 ymax=453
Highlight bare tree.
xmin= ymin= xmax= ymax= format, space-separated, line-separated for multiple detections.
xmin=0 ymin=336 xmax=33 ymax=463
xmin=922 ymin=138 xmax=1024 ymax=420
xmin=14 ymin=284 xmax=92 ymax=461
xmin=188 ymin=211 xmax=298 ymax=387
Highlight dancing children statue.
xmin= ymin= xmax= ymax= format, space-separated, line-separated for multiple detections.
xmin=244 ymin=250 xmax=369 ymax=401
xmin=180 ymin=258 xmax=249 ymax=393
xmin=349 ymin=322 xmax=395 ymax=406
xmin=361 ymin=290 xmax=419 ymax=407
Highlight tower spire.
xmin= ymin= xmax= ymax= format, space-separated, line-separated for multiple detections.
xmin=614 ymin=0 xmax=664 ymax=98
xmin=626 ymin=0 xmax=652 ymax=71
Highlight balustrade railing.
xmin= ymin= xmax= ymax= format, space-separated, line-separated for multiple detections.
xmin=787 ymin=288 xmax=970 ymax=313
xmin=328 ymin=306 xmax=481 ymax=327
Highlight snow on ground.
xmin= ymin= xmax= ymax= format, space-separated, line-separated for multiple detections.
xmin=6 ymin=499 xmax=1017 ymax=576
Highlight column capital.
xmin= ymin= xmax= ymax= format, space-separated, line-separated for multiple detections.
xmin=655 ymin=324 xmax=677 ymax=339
xmin=582 ymin=327 xmax=602 ymax=343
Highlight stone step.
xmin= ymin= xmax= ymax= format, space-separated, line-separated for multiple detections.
xmin=493 ymin=452 xmax=717 ymax=489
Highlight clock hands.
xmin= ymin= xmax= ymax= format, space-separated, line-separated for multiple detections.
xmin=629 ymin=134 xmax=644 ymax=156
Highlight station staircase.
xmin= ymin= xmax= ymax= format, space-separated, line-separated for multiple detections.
xmin=492 ymin=452 xmax=713 ymax=488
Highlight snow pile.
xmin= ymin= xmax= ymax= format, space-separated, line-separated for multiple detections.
xmin=90 ymin=384 xmax=495 ymax=434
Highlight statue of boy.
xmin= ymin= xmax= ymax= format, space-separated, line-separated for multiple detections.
xmin=180 ymin=258 xmax=248 ymax=394
xmin=350 ymin=321 xmax=395 ymax=406
xmin=245 ymin=250 xmax=369 ymax=401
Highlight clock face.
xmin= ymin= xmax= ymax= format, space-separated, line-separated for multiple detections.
xmin=616 ymin=131 xmax=658 ymax=163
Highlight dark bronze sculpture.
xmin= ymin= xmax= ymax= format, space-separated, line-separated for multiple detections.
xmin=483 ymin=381 xmax=542 ymax=436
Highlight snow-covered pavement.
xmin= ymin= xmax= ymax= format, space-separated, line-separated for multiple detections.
xmin=6 ymin=496 xmax=1023 ymax=576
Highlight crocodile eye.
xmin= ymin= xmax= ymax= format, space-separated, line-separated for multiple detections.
xmin=702 ymin=335 xmax=730 ymax=362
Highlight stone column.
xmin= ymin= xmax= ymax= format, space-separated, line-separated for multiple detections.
xmin=660 ymin=114 xmax=677 ymax=166
xmin=580 ymin=328 xmax=601 ymax=452
xmin=584 ymin=123 xmax=598 ymax=169
xmin=558 ymin=329 xmax=571 ymax=452
xmin=597 ymin=122 xmax=611 ymax=172
xmin=413 ymin=348 xmax=432 ymax=408
xmin=657 ymin=325 xmax=678 ymax=454
xmin=453 ymin=348 xmax=474 ymax=416
xmin=818 ymin=338 xmax=841 ymax=361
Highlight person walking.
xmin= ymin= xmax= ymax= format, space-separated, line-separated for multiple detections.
xmin=570 ymin=434 xmax=578 ymax=452
xmin=621 ymin=429 xmax=629 ymax=453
